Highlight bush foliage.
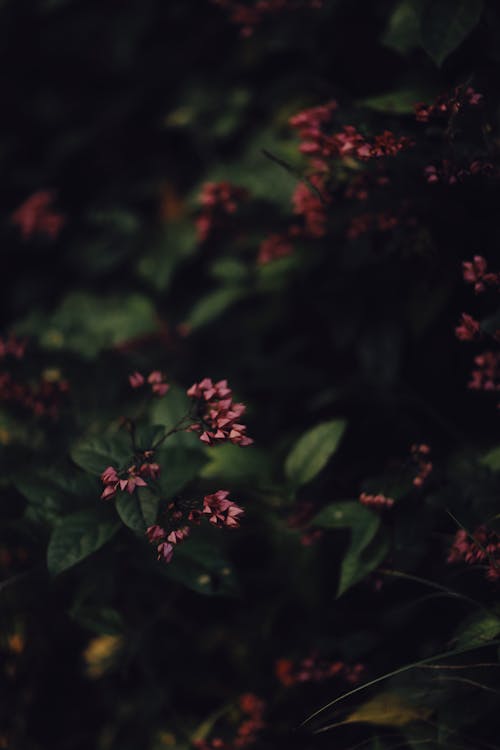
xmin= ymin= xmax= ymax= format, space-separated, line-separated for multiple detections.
xmin=2 ymin=1 xmax=500 ymax=748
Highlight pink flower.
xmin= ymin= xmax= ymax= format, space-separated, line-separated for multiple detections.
xmin=146 ymin=525 xmax=166 ymax=543
xmin=129 ymin=371 xmax=145 ymax=388
xmin=187 ymin=378 xmax=253 ymax=447
xmin=139 ymin=462 xmax=161 ymax=480
xmin=118 ymin=465 xmax=148 ymax=494
xmin=100 ymin=466 xmax=120 ymax=499
xmin=157 ymin=541 xmax=174 ymax=563
xmin=147 ymin=371 xmax=169 ymax=396
xmin=468 ymin=351 xmax=500 ymax=392
xmin=455 ymin=313 xmax=480 ymax=341
xmin=203 ymin=490 xmax=244 ymax=528
xmin=196 ymin=182 xmax=248 ymax=241
xmin=257 ymin=233 xmax=293 ymax=265
xmin=12 ymin=190 xmax=66 ymax=241
xmin=411 ymin=444 xmax=433 ymax=487
xmin=166 ymin=526 xmax=190 ymax=545
xmin=462 ymin=256 xmax=499 ymax=293
xmin=448 ymin=525 xmax=500 ymax=581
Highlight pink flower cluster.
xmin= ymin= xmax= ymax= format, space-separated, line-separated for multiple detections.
xmin=201 ymin=490 xmax=245 ymax=528
xmin=146 ymin=524 xmax=190 ymax=563
xmin=212 ymin=0 xmax=323 ymax=37
xmin=194 ymin=693 xmax=266 ymax=750
xmin=425 ymin=159 xmax=494 ymax=185
xmin=187 ymin=378 xmax=253 ymax=446
xmin=0 ymin=336 xmax=26 ymax=360
xmin=447 ymin=526 xmax=500 ymax=581
xmin=290 ymin=104 xmax=412 ymax=169
xmin=257 ymin=233 xmax=293 ymax=265
xmin=462 ymin=256 xmax=500 ymax=294
xmin=346 ymin=210 xmax=401 ymax=240
xmin=196 ymin=181 xmax=248 ymax=241
xmin=100 ymin=459 xmax=160 ymax=500
xmin=359 ymin=492 xmax=395 ymax=510
xmin=275 ymin=654 xmax=364 ymax=687
xmin=415 ymin=87 xmax=483 ymax=123
xmin=128 ymin=370 xmax=169 ymax=396
xmin=0 ymin=370 xmax=69 ymax=420
xmin=411 ymin=443 xmax=432 ymax=487
xmin=455 ymin=313 xmax=480 ymax=342
xmin=291 ymin=178 xmax=328 ymax=238
xmin=145 ymin=491 xmax=243 ymax=564
xmin=468 ymin=351 xmax=500 ymax=392
xmin=11 ymin=190 xmax=65 ymax=241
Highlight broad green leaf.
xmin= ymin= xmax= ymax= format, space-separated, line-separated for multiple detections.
xmin=70 ymin=435 xmax=131 ymax=476
xmin=157 ymin=446 xmax=207 ymax=497
xmin=454 ymin=612 xmax=500 ymax=649
xmin=285 ymin=420 xmax=346 ymax=487
xmin=116 ymin=488 xmax=159 ymax=533
xmin=17 ymin=468 xmax=98 ymax=523
xmin=186 ymin=287 xmax=247 ymax=331
xmin=382 ymin=0 xmax=420 ymax=54
xmin=47 ymin=510 xmax=119 ymax=575
xmin=149 ymin=384 xmax=199 ymax=448
xmin=420 ymin=0 xmax=483 ymax=66
xmin=200 ymin=443 xmax=271 ymax=484
xmin=313 ymin=501 xmax=385 ymax=596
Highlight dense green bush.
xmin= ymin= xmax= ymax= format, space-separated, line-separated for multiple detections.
xmin=2 ymin=1 xmax=500 ymax=748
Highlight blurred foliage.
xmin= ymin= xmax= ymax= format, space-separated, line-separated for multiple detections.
xmin=2 ymin=1 xmax=500 ymax=750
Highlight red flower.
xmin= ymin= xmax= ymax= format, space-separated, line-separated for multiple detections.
xmin=203 ymin=490 xmax=244 ymax=528
xmin=12 ymin=191 xmax=65 ymax=241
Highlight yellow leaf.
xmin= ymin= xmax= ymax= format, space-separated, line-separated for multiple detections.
xmin=344 ymin=692 xmax=431 ymax=727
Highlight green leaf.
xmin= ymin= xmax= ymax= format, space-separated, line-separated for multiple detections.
xmin=70 ymin=435 xmax=131 ymax=476
xmin=480 ymin=445 xmax=500 ymax=472
xmin=17 ymin=468 xmax=98 ymax=523
xmin=16 ymin=292 xmax=158 ymax=359
xmin=454 ymin=612 xmax=500 ymax=649
xmin=186 ymin=287 xmax=247 ymax=331
xmin=200 ymin=443 xmax=271 ymax=485
xmin=157 ymin=446 xmax=207 ymax=497
xmin=137 ymin=221 xmax=196 ymax=292
xmin=115 ymin=488 xmax=159 ymax=533
xmin=313 ymin=501 xmax=385 ymax=596
xmin=382 ymin=0 xmax=420 ymax=54
xmin=420 ymin=0 xmax=483 ymax=67
xmin=47 ymin=510 xmax=119 ymax=575
xmin=285 ymin=420 xmax=346 ymax=487
xmin=359 ymin=89 xmax=430 ymax=115
xmin=149 ymin=384 xmax=199 ymax=448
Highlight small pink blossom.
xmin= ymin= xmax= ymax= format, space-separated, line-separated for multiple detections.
xmin=455 ymin=313 xmax=480 ymax=341
xmin=462 ymin=256 xmax=499 ymax=293
xmin=187 ymin=378 xmax=253 ymax=447
xmin=157 ymin=541 xmax=174 ymax=563
xmin=139 ymin=462 xmax=161 ymax=480
xmin=129 ymin=371 xmax=145 ymax=388
xmin=146 ymin=525 xmax=166 ymax=543
xmin=12 ymin=190 xmax=66 ymax=241
xmin=411 ymin=444 xmax=433 ymax=487
xmin=147 ymin=371 xmax=169 ymax=396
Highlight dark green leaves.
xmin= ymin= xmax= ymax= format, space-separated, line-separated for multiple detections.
xmin=47 ymin=509 xmax=120 ymax=575
xmin=70 ymin=435 xmax=131 ymax=476
xmin=314 ymin=501 xmax=388 ymax=596
xmin=115 ymin=488 xmax=159 ymax=534
xmin=285 ymin=420 xmax=346 ymax=487
xmin=420 ymin=0 xmax=483 ymax=66
xmin=383 ymin=0 xmax=484 ymax=65
xmin=454 ymin=611 xmax=500 ymax=648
